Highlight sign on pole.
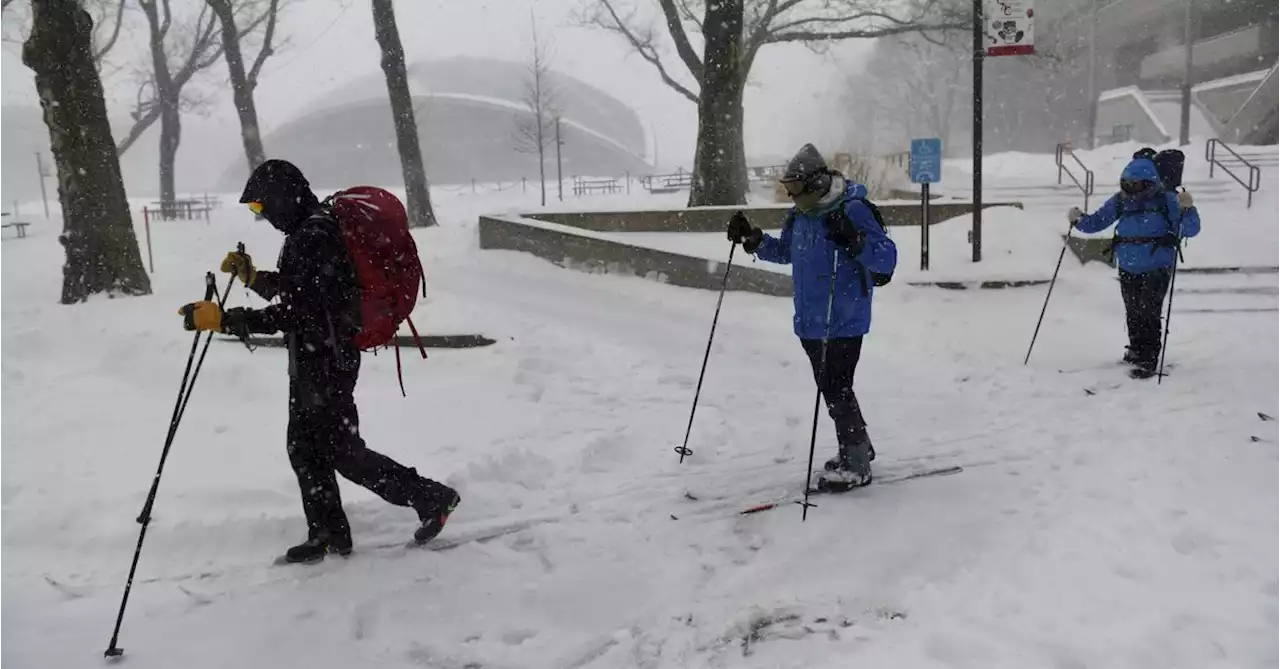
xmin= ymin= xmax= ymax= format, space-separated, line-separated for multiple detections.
xmin=909 ymin=138 xmax=942 ymax=185
xmin=985 ymin=0 xmax=1035 ymax=56
xmin=910 ymin=138 xmax=942 ymax=271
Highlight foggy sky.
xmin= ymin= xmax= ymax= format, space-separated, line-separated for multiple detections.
xmin=0 ymin=0 xmax=871 ymax=169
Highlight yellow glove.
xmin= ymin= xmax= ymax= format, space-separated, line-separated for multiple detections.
xmin=179 ymin=301 xmax=223 ymax=332
xmin=219 ymin=250 xmax=257 ymax=286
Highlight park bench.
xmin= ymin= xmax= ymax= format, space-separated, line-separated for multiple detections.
xmin=146 ymin=199 xmax=212 ymax=222
xmin=1 ymin=213 xmax=30 ymax=239
xmin=571 ymin=177 xmax=622 ymax=196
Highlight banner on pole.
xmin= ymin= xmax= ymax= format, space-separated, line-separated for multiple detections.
xmin=985 ymin=0 xmax=1035 ymax=57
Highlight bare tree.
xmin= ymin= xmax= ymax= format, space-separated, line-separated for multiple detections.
xmin=23 ymin=0 xmax=151 ymax=303
xmin=127 ymin=0 xmax=274 ymax=211
xmin=585 ymin=0 xmax=963 ymax=206
xmin=207 ymin=0 xmax=282 ymax=176
xmin=513 ymin=11 xmax=560 ymax=207
xmin=851 ymin=33 xmax=971 ymax=154
xmin=371 ymin=0 xmax=435 ymax=227
xmin=134 ymin=0 xmax=219 ymax=210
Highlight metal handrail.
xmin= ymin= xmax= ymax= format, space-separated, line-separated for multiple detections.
xmin=1055 ymin=143 xmax=1095 ymax=210
xmin=1205 ymin=138 xmax=1262 ymax=208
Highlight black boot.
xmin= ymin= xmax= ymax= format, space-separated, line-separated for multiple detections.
xmin=817 ymin=430 xmax=873 ymax=492
xmin=283 ymin=532 xmax=352 ymax=564
xmin=1122 ymin=346 xmax=1140 ymax=365
xmin=1129 ymin=356 xmax=1159 ymax=379
xmin=413 ymin=488 xmax=461 ymax=545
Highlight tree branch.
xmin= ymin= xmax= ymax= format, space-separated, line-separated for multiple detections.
xmin=91 ymin=0 xmax=128 ymax=63
xmin=765 ymin=20 xmax=963 ymax=44
xmin=245 ymin=0 xmax=280 ymax=86
xmin=655 ymin=0 xmax=701 ymax=80
xmin=587 ymin=0 xmax=699 ymax=103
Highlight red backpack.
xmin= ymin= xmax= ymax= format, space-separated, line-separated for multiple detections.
xmin=327 ymin=186 xmax=427 ymax=395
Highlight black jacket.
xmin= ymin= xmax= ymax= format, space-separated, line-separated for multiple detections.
xmin=229 ymin=212 xmax=362 ymax=386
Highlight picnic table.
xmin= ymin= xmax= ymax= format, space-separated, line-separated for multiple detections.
xmin=1 ymin=213 xmax=30 ymax=238
xmin=148 ymin=199 xmax=212 ymax=221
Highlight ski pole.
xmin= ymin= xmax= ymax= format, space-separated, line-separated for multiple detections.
xmin=106 ymin=269 xmax=236 ymax=659
xmin=1156 ymin=226 xmax=1183 ymax=386
xmin=799 ymin=251 xmax=840 ymax=522
xmin=675 ymin=242 xmax=737 ymax=463
xmin=1024 ymin=221 xmax=1075 ymax=365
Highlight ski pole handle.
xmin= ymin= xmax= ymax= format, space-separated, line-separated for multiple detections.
xmin=203 ymin=271 xmax=216 ymax=302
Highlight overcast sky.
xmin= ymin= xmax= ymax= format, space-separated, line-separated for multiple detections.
xmin=1 ymin=0 xmax=873 ymax=167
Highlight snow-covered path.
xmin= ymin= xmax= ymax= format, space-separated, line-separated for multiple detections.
xmin=2 ymin=203 xmax=1276 ymax=668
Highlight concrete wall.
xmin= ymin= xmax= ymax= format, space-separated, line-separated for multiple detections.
xmin=478 ymin=214 xmax=794 ymax=296
xmin=480 ymin=206 xmax=1048 ymax=296
xmin=523 ymin=201 xmax=1021 ymax=233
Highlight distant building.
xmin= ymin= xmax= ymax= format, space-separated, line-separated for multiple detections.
xmin=977 ymin=0 xmax=1277 ymax=152
xmin=214 ymin=56 xmax=655 ymax=192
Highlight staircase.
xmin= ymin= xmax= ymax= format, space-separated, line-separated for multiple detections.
xmin=933 ymin=177 xmax=1244 ymax=210
xmin=1171 ymin=270 xmax=1278 ymax=317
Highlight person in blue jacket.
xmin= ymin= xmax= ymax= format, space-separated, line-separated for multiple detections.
xmin=726 ymin=144 xmax=898 ymax=490
xmin=1069 ymin=154 xmax=1200 ymax=376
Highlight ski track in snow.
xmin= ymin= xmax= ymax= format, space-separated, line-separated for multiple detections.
xmin=2 ymin=190 xmax=1277 ymax=669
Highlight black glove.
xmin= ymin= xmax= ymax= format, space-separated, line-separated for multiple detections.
xmin=825 ymin=210 xmax=865 ymax=254
xmin=726 ymin=211 xmax=763 ymax=252
xmin=221 ymin=306 xmax=251 ymax=339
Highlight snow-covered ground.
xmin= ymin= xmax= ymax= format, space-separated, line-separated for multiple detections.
xmin=3 ymin=168 xmax=1277 ymax=668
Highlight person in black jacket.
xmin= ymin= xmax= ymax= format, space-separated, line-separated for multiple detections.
xmin=178 ymin=159 xmax=459 ymax=564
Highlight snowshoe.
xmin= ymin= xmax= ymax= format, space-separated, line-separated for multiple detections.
xmin=413 ymin=489 xmax=461 ymax=545
xmin=281 ymin=533 xmax=352 ymax=565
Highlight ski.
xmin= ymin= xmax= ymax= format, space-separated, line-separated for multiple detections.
xmin=739 ymin=465 xmax=963 ymax=515
xmin=1060 ymin=361 xmax=1174 ymax=376
xmin=271 ymin=517 xmax=550 ymax=566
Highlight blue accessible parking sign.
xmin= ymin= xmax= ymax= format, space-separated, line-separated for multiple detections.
xmin=910 ymin=138 xmax=943 ymax=184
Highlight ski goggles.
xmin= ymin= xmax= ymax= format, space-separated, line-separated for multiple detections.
xmin=780 ymin=179 xmax=807 ymax=197
xmin=246 ymin=201 xmax=264 ymax=215
xmin=1120 ymin=179 xmax=1153 ymax=195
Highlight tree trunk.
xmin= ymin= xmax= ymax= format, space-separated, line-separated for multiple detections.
xmin=536 ymin=110 xmax=547 ymax=206
xmin=372 ymin=0 xmax=435 ymax=227
xmin=688 ymin=0 xmax=748 ymax=207
xmin=158 ymin=96 xmax=181 ymax=215
xmin=22 ymin=0 xmax=151 ymax=303
xmin=139 ymin=0 xmax=180 ymax=213
xmin=208 ymin=0 xmax=267 ymax=176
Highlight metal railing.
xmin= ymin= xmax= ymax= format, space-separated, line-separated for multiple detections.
xmin=1055 ymin=143 xmax=1095 ymax=210
xmin=1205 ymin=138 xmax=1263 ymax=208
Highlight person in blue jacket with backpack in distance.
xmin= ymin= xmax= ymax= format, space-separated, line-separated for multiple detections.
xmin=1069 ymin=148 xmax=1201 ymax=378
xmin=727 ymin=144 xmax=898 ymax=490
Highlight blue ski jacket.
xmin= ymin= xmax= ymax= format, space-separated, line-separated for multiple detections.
xmin=752 ymin=181 xmax=898 ymax=339
xmin=1074 ymin=158 xmax=1201 ymax=275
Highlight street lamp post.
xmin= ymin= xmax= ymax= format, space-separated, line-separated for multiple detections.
xmin=1178 ymin=0 xmax=1195 ymax=146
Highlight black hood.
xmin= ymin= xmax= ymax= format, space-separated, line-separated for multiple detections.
xmin=240 ymin=159 xmax=321 ymax=233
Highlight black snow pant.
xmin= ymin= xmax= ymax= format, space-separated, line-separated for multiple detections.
xmin=287 ymin=361 xmax=451 ymax=542
xmin=1118 ymin=268 xmax=1171 ymax=366
xmin=800 ymin=337 xmax=868 ymax=449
